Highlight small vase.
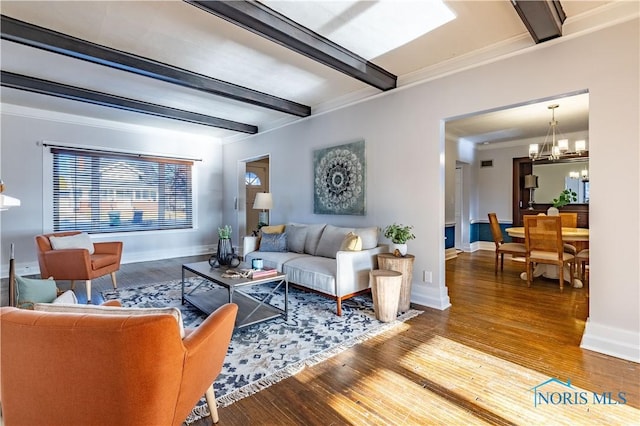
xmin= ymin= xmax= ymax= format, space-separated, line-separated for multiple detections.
xmin=210 ymin=238 xmax=234 ymax=267
xmin=547 ymin=206 xmax=559 ymax=216
xmin=390 ymin=243 xmax=407 ymax=257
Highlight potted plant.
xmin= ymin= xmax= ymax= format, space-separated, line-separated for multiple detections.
xmin=210 ymin=225 xmax=236 ymax=267
xmin=218 ymin=225 xmax=232 ymax=240
xmin=383 ymin=223 xmax=415 ymax=257
xmin=548 ymin=189 xmax=577 ymax=215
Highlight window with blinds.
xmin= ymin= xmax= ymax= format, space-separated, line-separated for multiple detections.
xmin=52 ymin=148 xmax=193 ymax=233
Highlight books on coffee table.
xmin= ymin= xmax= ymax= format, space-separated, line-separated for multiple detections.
xmin=250 ymin=267 xmax=278 ymax=279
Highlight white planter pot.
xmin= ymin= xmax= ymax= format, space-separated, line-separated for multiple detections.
xmin=389 ymin=243 xmax=408 ymax=257
xmin=547 ymin=206 xmax=559 ymax=216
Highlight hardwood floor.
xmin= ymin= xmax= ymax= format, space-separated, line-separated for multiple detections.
xmin=3 ymin=251 xmax=638 ymax=424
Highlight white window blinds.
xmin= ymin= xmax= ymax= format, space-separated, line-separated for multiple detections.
xmin=52 ymin=148 xmax=193 ymax=233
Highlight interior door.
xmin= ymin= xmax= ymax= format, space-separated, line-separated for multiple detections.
xmin=245 ymin=160 xmax=269 ymax=235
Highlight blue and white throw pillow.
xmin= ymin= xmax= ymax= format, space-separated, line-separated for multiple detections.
xmin=259 ymin=232 xmax=288 ymax=252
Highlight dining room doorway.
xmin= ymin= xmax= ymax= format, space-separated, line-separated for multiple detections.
xmin=442 ymin=91 xmax=590 ymax=340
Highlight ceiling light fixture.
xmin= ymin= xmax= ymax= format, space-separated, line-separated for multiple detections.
xmin=528 ymin=104 xmax=587 ymax=161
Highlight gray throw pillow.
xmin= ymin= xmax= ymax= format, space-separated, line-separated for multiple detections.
xmin=259 ymin=232 xmax=288 ymax=252
xmin=303 ymin=224 xmax=327 ymax=255
xmin=315 ymin=225 xmax=353 ymax=259
xmin=286 ymin=225 xmax=307 ymax=253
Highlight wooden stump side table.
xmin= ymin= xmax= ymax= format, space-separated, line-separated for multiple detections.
xmin=369 ymin=269 xmax=402 ymax=323
xmin=377 ymin=253 xmax=415 ymax=313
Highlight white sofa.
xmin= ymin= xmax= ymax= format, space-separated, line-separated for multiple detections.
xmin=244 ymin=223 xmax=387 ymax=316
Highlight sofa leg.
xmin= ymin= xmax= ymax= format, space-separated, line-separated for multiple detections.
xmin=336 ymin=298 xmax=342 ymax=316
xmin=110 ymin=272 xmax=117 ymax=289
xmin=85 ymin=280 xmax=92 ymax=303
xmin=205 ymin=384 xmax=219 ymax=424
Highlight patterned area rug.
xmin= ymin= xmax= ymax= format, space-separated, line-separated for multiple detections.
xmin=102 ymin=277 xmax=422 ymax=424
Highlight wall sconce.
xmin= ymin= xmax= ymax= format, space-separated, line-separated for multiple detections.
xmin=253 ymin=192 xmax=273 ymax=226
xmin=524 ymin=174 xmax=538 ymax=210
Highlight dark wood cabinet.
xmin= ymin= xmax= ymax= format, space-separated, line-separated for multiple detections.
xmin=512 ymin=156 xmax=589 ymax=227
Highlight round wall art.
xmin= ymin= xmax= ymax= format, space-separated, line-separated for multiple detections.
xmin=313 ymin=140 xmax=365 ymax=215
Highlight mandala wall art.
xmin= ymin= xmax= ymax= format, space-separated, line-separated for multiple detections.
xmin=313 ymin=140 xmax=365 ymax=215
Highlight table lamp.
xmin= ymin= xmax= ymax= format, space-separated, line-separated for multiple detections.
xmin=524 ymin=174 xmax=538 ymax=210
xmin=253 ymin=192 xmax=273 ymax=226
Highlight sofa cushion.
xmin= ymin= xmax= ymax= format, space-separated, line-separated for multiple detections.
xmin=91 ymin=253 xmax=119 ymax=270
xmin=341 ymin=232 xmax=362 ymax=251
xmin=286 ymin=224 xmax=308 ymax=254
xmin=303 ymin=224 xmax=327 ymax=256
xmin=316 ymin=225 xmax=353 ymax=258
xmin=283 ymin=256 xmax=337 ymax=295
xmin=33 ymin=303 xmax=185 ymax=338
xmin=354 ymin=226 xmax=379 ymax=250
xmin=16 ymin=276 xmax=58 ymax=309
xmin=49 ymin=232 xmax=95 ymax=254
xmin=259 ymin=232 xmax=288 ymax=252
xmin=245 ymin=251 xmax=309 ymax=271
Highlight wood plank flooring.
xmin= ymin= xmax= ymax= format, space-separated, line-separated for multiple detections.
xmin=3 ymin=250 xmax=638 ymax=425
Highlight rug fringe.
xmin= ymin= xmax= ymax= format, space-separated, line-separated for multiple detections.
xmin=185 ymin=309 xmax=423 ymax=424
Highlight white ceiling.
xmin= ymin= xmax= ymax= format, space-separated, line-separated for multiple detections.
xmin=0 ymin=1 xmax=628 ymax=142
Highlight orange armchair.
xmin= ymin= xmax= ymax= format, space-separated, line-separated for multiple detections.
xmin=35 ymin=231 xmax=123 ymax=302
xmin=0 ymin=303 xmax=238 ymax=426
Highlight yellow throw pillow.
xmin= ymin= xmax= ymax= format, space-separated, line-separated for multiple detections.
xmin=341 ymin=232 xmax=362 ymax=251
xmin=261 ymin=224 xmax=285 ymax=234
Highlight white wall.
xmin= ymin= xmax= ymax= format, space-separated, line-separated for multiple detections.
xmin=0 ymin=107 xmax=224 ymax=275
xmin=223 ymin=19 xmax=640 ymax=361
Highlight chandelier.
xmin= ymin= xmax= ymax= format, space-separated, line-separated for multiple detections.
xmin=529 ymin=104 xmax=587 ymax=161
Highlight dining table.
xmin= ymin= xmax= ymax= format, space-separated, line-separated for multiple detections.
xmin=505 ymin=226 xmax=589 ymax=288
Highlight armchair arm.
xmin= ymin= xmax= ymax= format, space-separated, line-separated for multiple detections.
xmin=40 ymin=249 xmax=92 ymax=279
xmin=176 ymin=303 xmax=237 ymax=422
xmin=243 ymin=236 xmax=259 ymax=256
xmin=335 ymin=245 xmax=388 ymax=297
xmin=93 ymin=241 xmax=123 ymax=257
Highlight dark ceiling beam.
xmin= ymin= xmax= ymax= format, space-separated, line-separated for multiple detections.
xmin=0 ymin=15 xmax=310 ymax=117
xmin=1 ymin=71 xmax=258 ymax=134
xmin=512 ymin=0 xmax=566 ymax=44
xmin=186 ymin=0 xmax=397 ymax=91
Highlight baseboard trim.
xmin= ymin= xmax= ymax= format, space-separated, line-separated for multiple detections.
xmin=445 ymin=247 xmax=458 ymax=260
xmin=1 ymin=245 xmax=215 ymax=279
xmin=581 ymin=318 xmax=640 ymax=363
xmin=411 ymin=286 xmax=451 ymax=311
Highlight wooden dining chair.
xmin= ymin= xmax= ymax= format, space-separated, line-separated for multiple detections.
xmin=488 ymin=213 xmax=526 ymax=274
xmin=524 ymin=215 xmax=575 ymax=290
xmin=559 ymin=212 xmax=578 ymax=255
xmin=576 ymin=249 xmax=589 ymax=281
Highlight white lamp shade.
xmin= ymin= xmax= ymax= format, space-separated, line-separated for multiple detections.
xmin=253 ymin=192 xmax=273 ymax=210
xmin=575 ymin=140 xmax=586 ymax=153
xmin=558 ymin=139 xmax=569 ymax=152
xmin=529 ymin=144 xmax=539 ymax=156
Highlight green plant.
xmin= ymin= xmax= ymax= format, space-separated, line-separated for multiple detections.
xmin=552 ymin=189 xmax=578 ymax=208
xmin=218 ymin=225 xmax=232 ymax=239
xmin=383 ymin=223 xmax=415 ymax=244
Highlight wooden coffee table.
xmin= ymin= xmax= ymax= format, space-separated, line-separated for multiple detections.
xmin=181 ymin=261 xmax=288 ymax=329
